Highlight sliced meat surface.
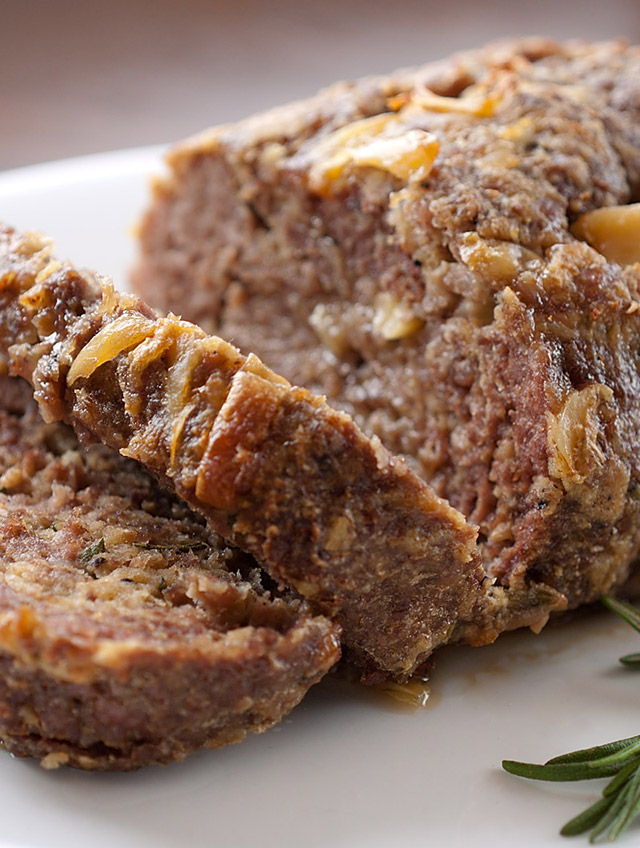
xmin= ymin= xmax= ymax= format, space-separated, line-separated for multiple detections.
xmin=0 ymin=226 xmax=489 ymax=682
xmin=0 ymin=374 xmax=339 ymax=769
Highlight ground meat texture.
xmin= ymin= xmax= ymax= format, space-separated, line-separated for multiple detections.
xmin=0 ymin=374 xmax=339 ymax=770
xmin=131 ymin=38 xmax=640 ymax=619
xmin=0 ymin=226 xmax=492 ymax=682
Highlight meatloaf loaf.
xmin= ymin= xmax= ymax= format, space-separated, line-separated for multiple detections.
xmin=0 ymin=226 xmax=500 ymax=683
xmin=0 ymin=372 xmax=339 ymax=769
xmin=133 ymin=38 xmax=640 ymax=625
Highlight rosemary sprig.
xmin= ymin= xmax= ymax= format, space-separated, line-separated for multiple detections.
xmin=502 ymin=596 xmax=640 ymax=842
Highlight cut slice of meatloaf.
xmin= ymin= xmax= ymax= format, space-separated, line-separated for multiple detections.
xmin=0 ymin=373 xmax=339 ymax=770
xmin=0 ymin=226 xmax=501 ymax=683
xmin=132 ymin=37 xmax=640 ymax=625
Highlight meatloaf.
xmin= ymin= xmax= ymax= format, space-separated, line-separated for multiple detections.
xmin=133 ymin=38 xmax=640 ymax=626
xmin=0 ymin=225 xmax=499 ymax=683
xmin=0 ymin=372 xmax=339 ymax=769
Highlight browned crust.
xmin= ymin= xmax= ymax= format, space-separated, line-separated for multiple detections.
xmin=163 ymin=38 xmax=591 ymax=167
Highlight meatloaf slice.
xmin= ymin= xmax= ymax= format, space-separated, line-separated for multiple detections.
xmin=0 ymin=373 xmax=339 ymax=770
xmin=0 ymin=225 xmax=496 ymax=682
xmin=132 ymin=38 xmax=640 ymax=621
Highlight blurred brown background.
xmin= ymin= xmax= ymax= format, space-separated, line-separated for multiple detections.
xmin=2 ymin=0 xmax=640 ymax=171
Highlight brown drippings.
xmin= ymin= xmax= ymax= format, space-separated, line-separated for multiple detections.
xmin=374 ymin=675 xmax=440 ymax=712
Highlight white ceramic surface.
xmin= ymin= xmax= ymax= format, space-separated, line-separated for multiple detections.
xmin=0 ymin=149 xmax=639 ymax=848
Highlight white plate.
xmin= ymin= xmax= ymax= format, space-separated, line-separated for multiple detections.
xmin=0 ymin=149 xmax=639 ymax=848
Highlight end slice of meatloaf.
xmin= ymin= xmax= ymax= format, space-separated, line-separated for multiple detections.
xmin=0 ymin=374 xmax=340 ymax=770
xmin=132 ymin=37 xmax=640 ymax=623
xmin=0 ymin=226 xmax=499 ymax=683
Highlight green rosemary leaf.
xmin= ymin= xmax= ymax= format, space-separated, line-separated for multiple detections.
xmin=608 ymin=766 xmax=640 ymax=841
xmin=602 ymin=595 xmax=640 ymax=635
xmin=588 ymin=782 xmax=631 ymax=843
xmin=586 ymin=741 xmax=640 ymax=770
xmin=602 ymin=596 xmax=640 ymax=668
xmin=559 ymin=796 xmax=614 ymax=837
xmin=603 ymin=758 xmax=640 ymax=797
xmin=80 ymin=538 xmax=105 ymax=563
xmin=503 ymin=597 xmax=640 ymax=842
xmin=501 ymin=759 xmax=622 ymax=782
xmin=547 ymin=736 xmax=640 ymax=766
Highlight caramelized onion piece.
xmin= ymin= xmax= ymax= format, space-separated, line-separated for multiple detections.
xmin=458 ymin=232 xmax=540 ymax=282
xmin=348 ymin=130 xmax=438 ymax=182
xmin=389 ymin=87 xmax=498 ymax=117
xmin=67 ymin=313 xmax=155 ymax=385
xmin=308 ymin=113 xmax=439 ymax=193
xmin=548 ymin=384 xmax=613 ymax=485
xmin=571 ymin=203 xmax=640 ymax=266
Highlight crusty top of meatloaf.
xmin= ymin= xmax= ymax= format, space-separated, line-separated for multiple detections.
xmin=131 ymin=37 xmax=640 ymax=631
